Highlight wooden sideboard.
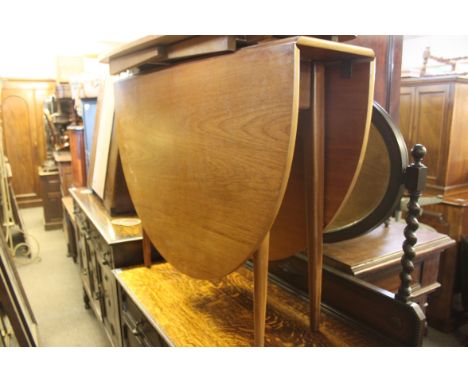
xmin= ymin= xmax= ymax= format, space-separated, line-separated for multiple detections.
xmin=114 ymin=262 xmax=386 ymax=347
xmin=62 ymin=196 xmax=77 ymax=262
xmin=70 ymin=187 xmax=157 ymax=346
xmin=400 ymin=76 xmax=468 ymax=197
xmin=400 ymin=76 xmax=468 ymax=331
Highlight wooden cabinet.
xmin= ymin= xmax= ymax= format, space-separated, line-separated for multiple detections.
xmin=62 ymin=196 xmax=77 ymax=262
xmin=1 ymin=79 xmax=55 ymax=207
xmin=400 ymin=76 xmax=468 ymax=331
xmin=400 ymin=77 xmax=468 ymax=196
xmin=114 ymin=263 xmax=390 ymax=346
xmin=38 ymin=168 xmax=63 ymax=230
xmin=420 ymin=193 xmax=468 ymax=331
xmin=323 ymin=220 xmax=454 ymax=315
xmin=70 ymin=187 xmax=154 ymax=346
xmin=119 ymin=286 xmax=167 ymax=347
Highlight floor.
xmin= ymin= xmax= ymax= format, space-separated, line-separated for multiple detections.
xmin=15 ymin=207 xmax=109 ymax=347
xmin=13 ymin=206 xmax=465 ymax=347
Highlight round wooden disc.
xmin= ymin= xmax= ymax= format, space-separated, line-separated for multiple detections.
xmin=115 ymin=43 xmax=300 ymax=279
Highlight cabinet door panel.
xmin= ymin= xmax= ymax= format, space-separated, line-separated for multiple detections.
xmin=399 ymin=86 xmax=415 ymax=150
xmin=2 ymin=92 xmax=37 ymax=198
xmin=414 ymin=84 xmax=450 ymax=185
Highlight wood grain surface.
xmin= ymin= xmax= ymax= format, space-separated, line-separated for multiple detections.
xmin=253 ymin=232 xmax=269 ymax=346
xmin=69 ymin=187 xmax=142 ymax=244
xmin=1 ymin=79 xmax=55 ymax=207
xmin=324 ymin=219 xmax=455 ymax=276
xmin=269 ymin=59 xmax=375 ymax=260
xmin=113 ymin=36 xmax=375 ymax=282
xmin=115 ymin=262 xmax=381 ymax=346
xmin=325 ymin=122 xmax=390 ymax=231
xmin=114 ymin=42 xmax=300 ymax=279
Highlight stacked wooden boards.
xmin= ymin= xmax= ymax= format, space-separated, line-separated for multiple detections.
xmin=110 ymin=36 xmax=383 ymax=345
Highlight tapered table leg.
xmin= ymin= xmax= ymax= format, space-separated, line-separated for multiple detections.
xmin=142 ymin=230 xmax=152 ymax=268
xmin=304 ymin=63 xmax=325 ymax=332
xmin=253 ymin=231 xmax=270 ymax=346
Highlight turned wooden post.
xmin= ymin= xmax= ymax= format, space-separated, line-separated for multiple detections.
xmin=396 ymin=144 xmax=427 ymax=303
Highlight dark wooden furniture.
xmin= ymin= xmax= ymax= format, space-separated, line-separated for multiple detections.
xmin=421 ymin=192 xmax=468 ymax=331
xmin=0 ymin=79 xmax=55 ymax=207
xmin=348 ymin=35 xmax=403 ymax=124
xmin=62 ymin=196 xmax=77 ymax=262
xmin=323 ymin=219 xmax=454 ymax=314
xmin=114 ymin=262 xmax=387 ymax=347
xmin=70 ymin=187 xmax=157 ymax=346
xmin=400 ymin=76 xmax=468 ymax=197
xmin=68 ymin=125 xmax=87 ymax=188
xmin=38 ymin=167 xmax=62 ymax=230
xmin=54 ymin=151 xmax=72 ymax=196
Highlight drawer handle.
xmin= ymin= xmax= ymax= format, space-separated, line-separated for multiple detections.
xmin=131 ymin=320 xmax=145 ymax=337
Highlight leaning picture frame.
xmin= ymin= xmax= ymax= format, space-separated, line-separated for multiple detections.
xmin=0 ymin=231 xmax=38 ymax=346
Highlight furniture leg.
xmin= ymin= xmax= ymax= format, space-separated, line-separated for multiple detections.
xmin=142 ymin=229 xmax=152 ymax=268
xmin=253 ymin=231 xmax=270 ymax=346
xmin=304 ymin=63 xmax=325 ymax=331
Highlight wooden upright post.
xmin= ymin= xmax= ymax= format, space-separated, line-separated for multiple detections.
xmin=142 ymin=229 xmax=152 ymax=268
xmin=253 ymin=232 xmax=270 ymax=346
xmin=304 ymin=63 xmax=325 ymax=331
xmin=396 ymin=144 xmax=427 ymax=303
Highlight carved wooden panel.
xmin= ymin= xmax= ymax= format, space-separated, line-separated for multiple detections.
xmin=399 ymin=86 xmax=416 ymax=149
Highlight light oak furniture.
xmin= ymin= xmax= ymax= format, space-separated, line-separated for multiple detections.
xmin=110 ymin=35 xmax=379 ymax=345
xmin=70 ymin=187 xmax=157 ymax=346
xmin=114 ymin=262 xmax=386 ymax=347
xmin=0 ymin=79 xmax=55 ymax=207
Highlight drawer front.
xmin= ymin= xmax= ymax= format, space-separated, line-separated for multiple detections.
xmin=120 ymin=287 xmax=167 ymax=347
